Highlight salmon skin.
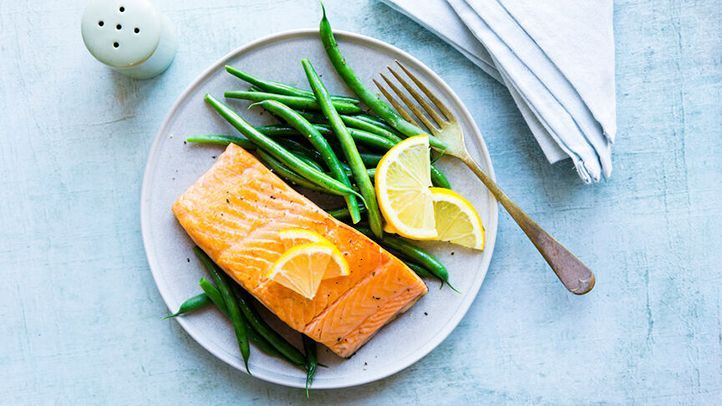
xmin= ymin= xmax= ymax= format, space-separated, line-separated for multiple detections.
xmin=173 ymin=143 xmax=428 ymax=357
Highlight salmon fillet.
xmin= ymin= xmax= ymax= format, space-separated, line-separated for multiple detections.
xmin=173 ymin=143 xmax=428 ymax=357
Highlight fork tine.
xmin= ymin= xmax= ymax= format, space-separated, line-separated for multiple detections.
xmin=373 ymin=79 xmax=421 ymax=128
xmin=380 ymin=72 xmax=440 ymax=135
xmin=395 ymin=60 xmax=454 ymax=121
xmin=388 ymin=66 xmax=446 ymax=128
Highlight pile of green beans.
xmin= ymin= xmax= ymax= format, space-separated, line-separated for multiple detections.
xmin=220 ymin=59 xmax=453 ymax=191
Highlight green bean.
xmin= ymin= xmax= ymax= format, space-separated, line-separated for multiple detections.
xmin=185 ymin=133 xmax=325 ymax=173
xmin=303 ymin=335 xmax=318 ymax=397
xmin=337 ymin=114 xmax=403 ymax=142
xmin=318 ymin=124 xmax=399 ymax=150
xmin=291 ymin=110 xmax=403 ymax=141
xmin=288 ymin=110 xmax=326 ymax=124
xmin=194 ymin=247 xmax=251 ymax=373
xmin=205 ymin=94 xmax=364 ymax=201
xmin=199 ymin=278 xmax=282 ymax=358
xmin=360 ymin=152 xmax=382 ymax=168
xmin=199 ymin=277 xmax=227 ymax=314
xmin=342 ymin=167 xmax=374 ymax=179
xmin=263 ymin=137 xmax=325 ymax=171
xmin=355 ymin=228 xmax=456 ymax=291
xmin=292 ymin=154 xmax=324 ymax=173
xmin=255 ymin=125 xmax=299 ymax=137
xmin=225 ymin=91 xmax=363 ymax=115
xmin=256 ymin=150 xmax=329 ymax=193
xmin=303 ymin=59 xmax=384 ymax=238
xmin=430 ymin=165 xmax=452 ymax=189
xmin=257 ymin=124 xmax=397 ymax=151
xmin=327 ymin=204 xmax=367 ymax=220
xmin=163 ymin=293 xmax=212 ymax=319
xmin=185 ymin=134 xmax=256 ymax=150
xmin=319 ymin=7 xmax=447 ymax=152
xmin=231 ymin=286 xmax=307 ymax=368
xmin=253 ymin=100 xmax=362 ymax=223
xmin=286 ymin=112 xmax=404 ymax=144
xmin=225 ymin=65 xmax=359 ymax=104
xmin=354 ymin=114 xmax=402 ymax=135
xmin=402 ymin=260 xmax=434 ymax=279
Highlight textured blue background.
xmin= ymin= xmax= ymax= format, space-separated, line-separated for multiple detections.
xmin=1 ymin=0 xmax=720 ymax=404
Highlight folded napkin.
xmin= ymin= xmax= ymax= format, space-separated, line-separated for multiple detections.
xmin=381 ymin=0 xmax=617 ymax=183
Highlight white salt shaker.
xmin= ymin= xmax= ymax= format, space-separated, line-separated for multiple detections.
xmin=81 ymin=0 xmax=177 ymax=79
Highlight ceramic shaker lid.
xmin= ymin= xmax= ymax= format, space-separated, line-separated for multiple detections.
xmin=81 ymin=0 xmax=162 ymax=68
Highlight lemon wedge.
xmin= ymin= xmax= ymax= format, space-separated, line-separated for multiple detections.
xmin=278 ymin=228 xmax=350 ymax=280
xmin=430 ymin=187 xmax=485 ymax=250
xmin=375 ymin=135 xmax=437 ymax=240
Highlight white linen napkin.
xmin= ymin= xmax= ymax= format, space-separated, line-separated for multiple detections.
xmin=381 ymin=0 xmax=617 ymax=183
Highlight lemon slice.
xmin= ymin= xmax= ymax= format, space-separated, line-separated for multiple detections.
xmin=375 ymin=135 xmax=437 ymax=240
xmin=278 ymin=228 xmax=350 ymax=280
xmin=430 ymin=187 xmax=485 ymax=250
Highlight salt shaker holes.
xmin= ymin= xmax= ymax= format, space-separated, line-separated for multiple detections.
xmin=81 ymin=0 xmax=177 ymax=78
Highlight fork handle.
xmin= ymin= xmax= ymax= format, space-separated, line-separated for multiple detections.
xmin=463 ymin=157 xmax=595 ymax=295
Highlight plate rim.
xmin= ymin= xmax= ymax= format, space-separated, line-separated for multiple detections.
xmin=140 ymin=28 xmax=499 ymax=389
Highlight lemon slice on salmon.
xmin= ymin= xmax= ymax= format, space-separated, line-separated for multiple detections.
xmin=278 ymin=228 xmax=350 ymax=280
xmin=430 ymin=187 xmax=485 ymax=250
xmin=375 ymin=135 xmax=437 ymax=240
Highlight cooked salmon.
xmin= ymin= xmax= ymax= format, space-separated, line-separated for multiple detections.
xmin=173 ymin=143 xmax=428 ymax=357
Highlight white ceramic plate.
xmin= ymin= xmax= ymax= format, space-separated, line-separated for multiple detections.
xmin=141 ymin=29 xmax=498 ymax=389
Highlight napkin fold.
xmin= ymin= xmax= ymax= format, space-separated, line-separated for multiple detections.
xmin=381 ymin=0 xmax=617 ymax=183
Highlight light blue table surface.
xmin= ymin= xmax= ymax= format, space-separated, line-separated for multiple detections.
xmin=1 ymin=0 xmax=720 ymax=404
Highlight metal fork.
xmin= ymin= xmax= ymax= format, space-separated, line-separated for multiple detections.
xmin=375 ymin=61 xmax=595 ymax=295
